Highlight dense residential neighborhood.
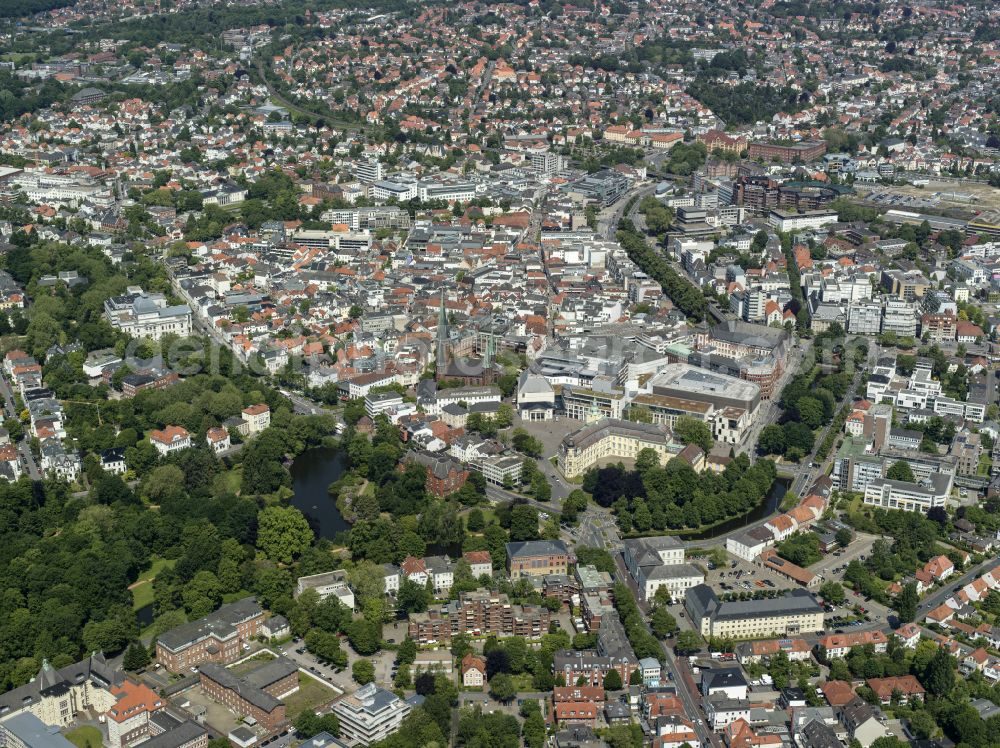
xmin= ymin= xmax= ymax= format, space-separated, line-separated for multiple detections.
xmin=2 ymin=0 xmax=1000 ymax=747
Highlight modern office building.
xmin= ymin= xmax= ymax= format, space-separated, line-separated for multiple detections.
xmin=333 ymin=685 xmax=410 ymax=746
xmin=862 ymin=473 xmax=953 ymax=513
xmin=647 ymin=363 xmax=761 ymax=415
xmin=294 ymin=571 xmax=355 ymax=609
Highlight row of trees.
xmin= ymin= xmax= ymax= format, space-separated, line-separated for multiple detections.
xmin=616 ymin=217 xmax=709 ymax=321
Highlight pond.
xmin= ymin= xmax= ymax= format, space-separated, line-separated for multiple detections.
xmin=676 ymin=476 xmax=791 ymax=541
xmin=136 ymin=603 xmax=154 ymax=628
xmin=289 ymin=446 xmax=350 ymax=540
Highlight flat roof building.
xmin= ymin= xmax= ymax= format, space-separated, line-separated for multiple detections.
xmin=332 ymin=684 xmax=410 ymax=746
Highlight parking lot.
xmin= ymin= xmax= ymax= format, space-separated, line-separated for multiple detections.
xmin=809 ymin=532 xmax=879 ymax=581
xmin=700 ymin=554 xmax=799 ymax=596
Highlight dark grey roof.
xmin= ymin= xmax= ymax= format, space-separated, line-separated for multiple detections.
xmin=139 ymin=721 xmax=206 ymax=748
xmin=703 ymin=667 xmax=748 ymax=692
xmin=0 ymin=653 xmax=122 ymax=717
xmin=506 ymin=539 xmax=569 ymax=559
xmin=198 ymin=663 xmax=282 ymax=713
xmin=241 ymin=656 xmax=298 ymax=690
xmin=686 ymin=585 xmax=822 ymax=624
xmin=157 ymin=597 xmax=261 ymax=652
xmin=799 ymin=719 xmax=841 ymax=748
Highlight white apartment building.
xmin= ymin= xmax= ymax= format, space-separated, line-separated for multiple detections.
xmin=356 ymin=160 xmax=383 ymax=184
xmin=847 ymin=302 xmax=882 ymax=335
xmin=333 ymin=685 xmax=410 ymax=746
xmin=370 ymin=180 xmax=417 ymax=202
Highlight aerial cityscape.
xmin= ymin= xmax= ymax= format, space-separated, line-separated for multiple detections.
xmin=1 ymin=0 xmax=1000 ymax=747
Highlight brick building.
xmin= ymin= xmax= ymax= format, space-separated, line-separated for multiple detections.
xmin=748 ymin=141 xmax=827 ymax=164
xmin=506 ymin=539 xmax=571 ymax=580
xmin=121 ymin=371 xmax=180 ymax=398
xmin=403 ymin=451 xmax=469 ymax=497
xmin=197 ymin=658 xmax=298 ymax=732
xmin=155 ymin=598 xmax=265 ymax=672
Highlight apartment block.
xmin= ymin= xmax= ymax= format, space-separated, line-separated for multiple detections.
xmin=407 ymin=590 xmax=551 ymax=644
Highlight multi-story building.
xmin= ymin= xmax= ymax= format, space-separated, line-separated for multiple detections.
xmin=954 ymin=432 xmax=982 ymax=477
xmin=507 ymin=539 xmax=571 ymax=580
xmin=355 ymin=160 xmax=383 ymax=184
xmin=881 ymin=299 xmax=918 ymax=337
xmin=881 ymin=270 xmax=929 ymax=302
xmin=403 ymin=451 xmax=469 ymax=497
xmin=407 ymin=590 xmax=551 ymax=644
xmin=561 ymin=386 xmax=627 ymax=421
xmin=748 ymin=141 xmax=827 ymax=164
xmin=333 ymin=685 xmax=410 ymax=747
xmin=847 ymin=302 xmax=882 ymax=335
xmin=862 ymin=473 xmax=953 ymax=513
xmin=920 ymin=312 xmax=958 ymax=343
xmin=767 ymin=209 xmax=837 ymax=232
xmin=819 ymin=630 xmax=889 ymax=659
xmin=622 ymin=537 xmax=704 ymax=601
xmin=241 ymin=404 xmax=271 ymax=435
xmin=131 ymin=720 xmax=207 ymax=748
xmin=0 ymin=714 xmax=78 ymax=748
xmin=552 ymin=651 xmax=637 ymax=689
xmin=105 ymin=680 xmax=164 ymax=748
xmin=558 ymin=419 xmax=679 ymax=478
xmin=0 ymin=654 xmax=121 ymax=727
xmin=104 ymin=288 xmax=192 ymax=341
xmin=155 ymin=598 xmax=265 ymax=672
xmin=198 ymin=659 xmax=297 ymax=732
xmin=294 ymin=570 xmax=355 ymax=610
xmin=685 ymin=585 xmax=824 ymax=639
xmin=149 ymin=426 xmax=191 ymax=456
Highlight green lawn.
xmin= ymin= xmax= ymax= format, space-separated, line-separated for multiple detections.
xmin=131 ymin=557 xmax=176 ymax=611
xmin=510 ymin=673 xmax=535 ymax=692
xmin=283 ymin=672 xmax=340 ymax=715
xmin=64 ymin=726 xmax=102 ymax=748
xmin=229 ymin=652 xmax=276 ymax=676
xmin=213 ymin=467 xmax=242 ymax=495
xmin=980 ymin=454 xmax=992 ymax=477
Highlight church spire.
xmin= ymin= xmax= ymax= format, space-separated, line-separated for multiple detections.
xmin=436 ymin=289 xmax=448 ymax=372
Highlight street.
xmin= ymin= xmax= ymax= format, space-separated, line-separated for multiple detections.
xmin=0 ymin=368 xmax=42 ymax=480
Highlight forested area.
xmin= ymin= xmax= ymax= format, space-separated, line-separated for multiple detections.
xmin=0 ymin=228 xmax=353 ymax=690
xmin=687 ymin=78 xmax=807 ymax=127
xmin=0 ymin=71 xmax=66 ymax=124
xmin=582 ymin=450 xmax=777 ymax=532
